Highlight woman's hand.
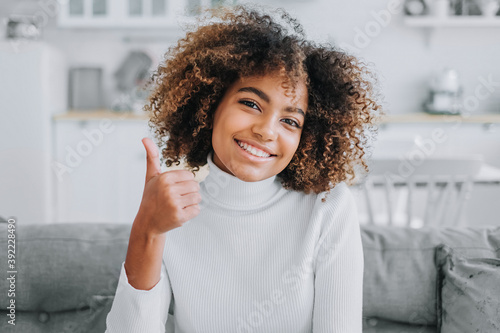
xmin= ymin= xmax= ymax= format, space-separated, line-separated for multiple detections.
xmin=122 ymin=138 xmax=200 ymax=290
xmin=135 ymin=137 xmax=202 ymax=236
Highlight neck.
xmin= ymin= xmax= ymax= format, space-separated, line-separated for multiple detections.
xmin=200 ymin=151 xmax=284 ymax=209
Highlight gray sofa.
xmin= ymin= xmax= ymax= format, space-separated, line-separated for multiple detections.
xmin=1 ymin=222 xmax=499 ymax=332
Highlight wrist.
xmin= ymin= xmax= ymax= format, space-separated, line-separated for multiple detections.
xmin=132 ymin=212 xmax=166 ymax=241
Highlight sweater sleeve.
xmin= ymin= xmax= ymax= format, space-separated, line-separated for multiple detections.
xmin=312 ymin=185 xmax=364 ymax=332
xmin=105 ymin=259 xmax=171 ymax=333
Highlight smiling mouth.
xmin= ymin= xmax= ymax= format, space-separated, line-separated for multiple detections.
xmin=235 ymin=139 xmax=276 ymax=158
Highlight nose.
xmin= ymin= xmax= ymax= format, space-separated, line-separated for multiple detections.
xmin=252 ymin=114 xmax=278 ymax=141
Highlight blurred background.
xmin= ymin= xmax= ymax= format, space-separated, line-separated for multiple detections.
xmin=1 ymin=0 xmax=499 ymax=227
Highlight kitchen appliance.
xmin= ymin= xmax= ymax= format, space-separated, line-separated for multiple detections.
xmin=423 ymin=0 xmax=451 ymax=17
xmin=6 ymin=15 xmax=41 ymax=40
xmin=404 ymin=0 xmax=428 ymax=15
xmin=111 ymin=50 xmax=153 ymax=113
xmin=69 ymin=67 xmax=103 ymax=110
xmin=424 ymin=68 xmax=463 ymax=115
xmin=478 ymin=0 xmax=500 ymax=16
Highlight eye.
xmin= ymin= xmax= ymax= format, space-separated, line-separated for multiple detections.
xmin=282 ymin=118 xmax=301 ymax=128
xmin=239 ymin=100 xmax=260 ymax=110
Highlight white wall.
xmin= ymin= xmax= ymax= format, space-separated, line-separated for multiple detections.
xmin=1 ymin=0 xmax=500 ymax=115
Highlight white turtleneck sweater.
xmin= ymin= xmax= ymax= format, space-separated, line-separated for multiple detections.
xmin=105 ymin=152 xmax=364 ymax=333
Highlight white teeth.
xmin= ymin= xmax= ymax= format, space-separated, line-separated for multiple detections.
xmin=237 ymin=141 xmax=271 ymax=158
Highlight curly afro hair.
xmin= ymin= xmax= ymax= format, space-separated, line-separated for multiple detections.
xmin=145 ymin=4 xmax=383 ymax=199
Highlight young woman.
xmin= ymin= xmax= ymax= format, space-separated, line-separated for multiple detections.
xmin=106 ymin=4 xmax=381 ymax=333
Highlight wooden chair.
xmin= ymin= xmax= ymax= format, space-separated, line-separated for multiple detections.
xmin=355 ymin=156 xmax=483 ymax=228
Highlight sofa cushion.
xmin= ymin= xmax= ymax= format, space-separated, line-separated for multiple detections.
xmin=361 ymin=225 xmax=500 ymax=326
xmin=0 ymin=223 xmax=131 ymax=312
xmin=362 ymin=317 xmax=437 ymax=332
xmin=0 ymin=295 xmax=114 ymax=333
xmin=435 ymin=244 xmax=500 ymax=333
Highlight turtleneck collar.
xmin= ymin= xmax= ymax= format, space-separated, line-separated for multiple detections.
xmin=200 ymin=151 xmax=285 ymax=209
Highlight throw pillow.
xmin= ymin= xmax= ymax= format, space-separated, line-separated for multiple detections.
xmin=435 ymin=244 xmax=500 ymax=333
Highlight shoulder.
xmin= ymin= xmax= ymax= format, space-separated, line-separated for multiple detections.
xmin=314 ymin=181 xmax=356 ymax=214
xmin=310 ymin=181 xmax=359 ymax=237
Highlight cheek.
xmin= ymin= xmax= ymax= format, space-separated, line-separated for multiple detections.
xmin=278 ymin=134 xmax=301 ymax=163
xmin=216 ymin=111 xmax=248 ymax=133
xmin=212 ymin=115 xmax=231 ymax=139
xmin=227 ymin=112 xmax=251 ymax=129
xmin=211 ymin=116 xmax=227 ymax=149
xmin=284 ymin=132 xmax=302 ymax=151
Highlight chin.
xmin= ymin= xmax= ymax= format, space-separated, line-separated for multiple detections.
xmin=232 ymin=169 xmax=268 ymax=182
xmin=234 ymin=174 xmax=261 ymax=182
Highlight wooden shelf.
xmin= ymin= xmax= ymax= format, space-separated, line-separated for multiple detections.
xmin=53 ymin=110 xmax=149 ymax=121
xmin=404 ymin=16 xmax=500 ymax=27
xmin=382 ymin=112 xmax=500 ymax=124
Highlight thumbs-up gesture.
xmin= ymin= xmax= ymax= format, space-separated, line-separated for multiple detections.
xmin=136 ymin=137 xmax=202 ymax=235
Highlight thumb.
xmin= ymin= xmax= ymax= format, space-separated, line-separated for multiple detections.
xmin=142 ymin=137 xmax=161 ymax=183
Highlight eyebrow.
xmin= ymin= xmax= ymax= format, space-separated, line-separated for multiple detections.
xmin=237 ymin=87 xmax=306 ymax=117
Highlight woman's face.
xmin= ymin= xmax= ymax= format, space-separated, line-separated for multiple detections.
xmin=211 ymin=74 xmax=308 ymax=182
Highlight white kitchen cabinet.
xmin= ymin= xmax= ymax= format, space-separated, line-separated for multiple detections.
xmin=53 ymin=117 xmax=150 ymax=224
xmin=58 ymin=0 xmax=237 ymax=28
xmin=59 ymin=0 xmax=182 ymax=28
